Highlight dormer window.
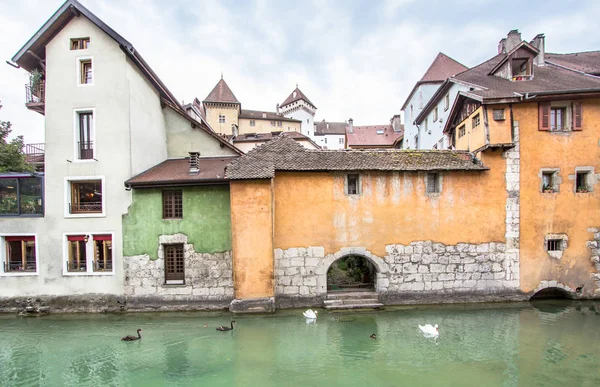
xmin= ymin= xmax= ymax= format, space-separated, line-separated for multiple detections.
xmin=511 ymin=57 xmax=532 ymax=81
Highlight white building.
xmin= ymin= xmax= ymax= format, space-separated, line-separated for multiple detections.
xmin=279 ymin=86 xmax=317 ymax=139
xmin=313 ymin=120 xmax=347 ymax=150
xmin=2 ymin=0 xmax=238 ymax=299
xmin=401 ymin=52 xmax=467 ymax=149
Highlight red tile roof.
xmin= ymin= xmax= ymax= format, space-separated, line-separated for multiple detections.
xmin=125 ymin=156 xmax=239 ymax=187
xmin=546 ymin=51 xmax=600 ymax=76
xmin=346 ymin=125 xmax=404 ymax=148
xmin=239 ymin=109 xmax=301 ymax=122
xmin=420 ymin=52 xmax=469 ymax=82
xmin=226 ymin=136 xmax=487 ymax=180
xmin=203 ymin=78 xmax=240 ymax=104
xmin=280 ymin=87 xmax=316 ymax=109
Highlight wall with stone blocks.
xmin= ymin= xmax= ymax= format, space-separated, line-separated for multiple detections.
xmin=588 ymin=227 xmax=600 ymax=294
xmin=275 ymin=241 xmax=520 ymax=303
xmin=123 ymin=234 xmax=234 ymax=301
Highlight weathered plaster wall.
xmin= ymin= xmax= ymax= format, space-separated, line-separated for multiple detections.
xmin=516 ymin=100 xmax=600 ymax=295
xmin=230 ymin=180 xmax=274 ymax=299
xmin=487 ymin=104 xmax=512 ymax=145
xmin=204 ymin=104 xmax=239 ymax=135
xmin=272 ymin=158 xmax=507 ymax=258
xmin=122 ymin=186 xmax=232 ymax=258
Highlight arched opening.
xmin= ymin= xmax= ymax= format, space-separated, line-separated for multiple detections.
xmin=530 ymin=287 xmax=572 ymax=300
xmin=327 ymin=255 xmax=375 ymax=292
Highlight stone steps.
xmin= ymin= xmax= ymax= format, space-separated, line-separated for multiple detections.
xmin=323 ymin=291 xmax=383 ymax=310
xmin=326 ymin=291 xmax=378 ymax=300
xmin=323 ymin=298 xmax=380 ymax=306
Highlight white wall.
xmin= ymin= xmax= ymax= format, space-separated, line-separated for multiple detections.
xmin=401 ymin=83 xmax=441 ymax=149
xmin=314 ymin=134 xmax=345 ymax=150
xmin=281 ymin=100 xmax=316 ymax=138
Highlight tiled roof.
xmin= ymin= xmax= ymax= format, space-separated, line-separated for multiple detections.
xmin=204 ymin=78 xmax=240 ymax=104
xmin=239 ymin=109 xmax=301 ymax=122
xmin=453 ymin=54 xmax=600 ymax=100
xmin=226 ymin=136 xmax=487 ymax=180
xmin=125 ymin=156 xmax=239 ymax=187
xmin=314 ymin=121 xmax=347 ymax=135
xmin=234 ymin=131 xmax=310 ymax=142
xmin=346 ymin=125 xmax=404 ymax=148
xmin=546 ymin=51 xmax=600 ymax=75
xmin=280 ymin=87 xmax=316 ymax=109
xmin=420 ymin=52 xmax=469 ymax=82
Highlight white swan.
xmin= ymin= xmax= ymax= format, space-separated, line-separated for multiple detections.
xmin=419 ymin=324 xmax=439 ymax=338
xmin=303 ymin=309 xmax=318 ymax=319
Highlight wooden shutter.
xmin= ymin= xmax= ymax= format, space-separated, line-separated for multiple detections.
xmin=538 ymin=102 xmax=550 ymax=131
xmin=572 ymin=102 xmax=583 ymax=130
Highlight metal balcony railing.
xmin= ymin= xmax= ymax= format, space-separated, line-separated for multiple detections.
xmin=69 ymin=202 xmax=102 ymax=214
xmin=78 ymin=141 xmax=94 ymax=160
xmin=25 ymin=81 xmax=45 ymax=104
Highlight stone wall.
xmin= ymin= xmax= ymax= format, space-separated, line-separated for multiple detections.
xmin=123 ymin=234 xmax=234 ymax=303
xmin=503 ymin=119 xmax=521 ymax=287
xmin=275 ymin=241 xmax=523 ymax=307
xmin=588 ymin=227 xmax=600 ymax=295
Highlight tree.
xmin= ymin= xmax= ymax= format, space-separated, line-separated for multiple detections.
xmin=0 ymin=101 xmax=34 ymax=173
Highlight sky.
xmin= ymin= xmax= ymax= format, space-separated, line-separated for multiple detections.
xmin=0 ymin=0 xmax=599 ymax=143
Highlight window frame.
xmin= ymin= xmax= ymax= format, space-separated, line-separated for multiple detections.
xmin=0 ymin=175 xmax=44 ymax=217
xmin=492 ymin=109 xmax=505 ymax=121
xmin=162 ymin=190 xmax=183 ymax=219
xmin=218 ymin=115 xmax=225 ymax=124
xmin=249 ymin=120 xmax=255 ymax=127
xmin=458 ymin=124 xmax=466 ymax=138
xmin=64 ymin=176 xmax=105 ymax=218
xmin=433 ymin=107 xmax=438 ymax=122
xmin=346 ymin=173 xmax=360 ymax=195
xmin=0 ymin=234 xmax=39 ymax=276
xmin=70 ymin=37 xmax=90 ymax=50
xmin=575 ymin=170 xmax=591 ymax=193
xmin=444 ymin=94 xmax=450 ymax=111
xmin=425 ymin=172 xmax=441 ymax=194
xmin=472 ymin=113 xmax=481 ymax=128
xmin=164 ymin=244 xmax=185 ymax=285
xmin=62 ymin=232 xmax=115 ymax=276
xmin=76 ymin=56 xmax=93 ymax=86
xmin=73 ymin=108 xmax=96 ymax=163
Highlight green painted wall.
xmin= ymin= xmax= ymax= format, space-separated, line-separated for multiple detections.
xmin=123 ymin=186 xmax=231 ymax=258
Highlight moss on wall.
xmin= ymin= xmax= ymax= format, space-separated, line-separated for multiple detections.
xmin=123 ymin=185 xmax=231 ymax=258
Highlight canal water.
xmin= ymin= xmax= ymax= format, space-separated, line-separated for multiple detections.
xmin=0 ymin=300 xmax=599 ymax=386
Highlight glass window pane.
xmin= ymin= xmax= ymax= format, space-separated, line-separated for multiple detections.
xmin=19 ymin=177 xmax=43 ymax=215
xmin=0 ymin=179 xmax=18 ymax=215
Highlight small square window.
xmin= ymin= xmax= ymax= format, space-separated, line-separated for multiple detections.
xmin=546 ymin=239 xmax=563 ymax=252
xmin=426 ymin=173 xmax=440 ymax=194
xmin=249 ymin=120 xmax=255 ymax=127
xmin=347 ymin=174 xmax=359 ymax=195
xmin=339 ymin=138 xmax=344 ymax=144
xmin=163 ymin=190 xmax=183 ymax=219
xmin=472 ymin=113 xmax=480 ymax=128
xmin=576 ymin=171 xmax=590 ymax=193
xmin=270 ymin=121 xmax=276 ymax=127
xmin=70 ymin=38 xmax=90 ymax=50
xmin=165 ymin=244 xmax=184 ymax=284
xmin=493 ymin=109 xmax=505 ymax=121
xmin=3 ymin=236 xmax=36 ymax=272
xmin=79 ymin=59 xmax=92 ymax=84
xmin=458 ymin=125 xmax=466 ymax=138
xmin=542 ymin=172 xmax=555 ymax=192
xmin=70 ymin=180 xmax=102 ymax=214
xmin=219 ymin=115 xmax=225 ymax=124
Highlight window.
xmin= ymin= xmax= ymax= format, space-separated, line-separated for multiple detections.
xmin=324 ymin=138 xmax=327 ymax=144
xmin=165 ymin=244 xmax=184 ymax=284
xmin=493 ymin=109 xmax=505 ymax=121
xmin=410 ymin=105 xmax=413 ymax=119
xmin=0 ymin=175 xmax=43 ymax=216
xmin=546 ymin=239 xmax=562 ymax=252
xmin=307 ymin=119 xmax=309 ymax=124
xmin=67 ymin=235 xmax=87 ymax=272
xmin=414 ymin=134 xmax=419 ymax=148
xmin=576 ymin=171 xmax=590 ymax=193
xmin=550 ymin=107 xmax=566 ymax=131
xmin=93 ymin=235 xmax=112 ymax=272
xmin=77 ymin=111 xmax=94 ymax=160
xmin=69 ymin=180 xmax=102 ymax=214
xmin=65 ymin=234 xmax=113 ymax=274
xmin=277 ymin=121 xmax=282 ymax=127
xmin=70 ymin=38 xmax=90 ymax=50
xmin=219 ymin=115 xmax=225 ymax=123
xmin=426 ymin=173 xmax=440 ymax=194
xmin=79 ymin=59 xmax=92 ymax=84
xmin=433 ymin=107 xmax=438 ymax=122
xmin=542 ymin=172 xmax=556 ymax=192
xmin=346 ymin=174 xmax=359 ymax=195
xmin=163 ymin=190 xmax=183 ymax=219
xmin=511 ymin=58 xmax=532 ymax=80
xmin=270 ymin=121 xmax=276 ymax=127
xmin=339 ymin=138 xmax=344 ymax=144
xmin=2 ymin=236 xmax=36 ymax=273
xmin=424 ymin=117 xmax=428 ymax=133
xmin=444 ymin=94 xmax=450 ymax=111
xmin=458 ymin=125 xmax=466 ymax=138
xmin=249 ymin=120 xmax=255 ymax=127
xmin=472 ymin=113 xmax=480 ymax=128
xmin=539 ymin=102 xmax=582 ymax=131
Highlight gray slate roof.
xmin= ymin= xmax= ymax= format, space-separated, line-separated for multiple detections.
xmin=226 ymin=136 xmax=487 ymax=180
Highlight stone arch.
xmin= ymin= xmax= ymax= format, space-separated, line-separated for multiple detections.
xmin=530 ymin=280 xmax=575 ymax=299
xmin=315 ymin=247 xmax=390 ymax=295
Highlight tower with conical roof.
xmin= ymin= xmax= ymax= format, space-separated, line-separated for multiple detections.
xmin=203 ymin=75 xmax=241 ymax=135
xmin=279 ymin=85 xmax=317 ymax=138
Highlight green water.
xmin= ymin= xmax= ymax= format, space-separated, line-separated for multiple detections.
xmin=1 ymin=301 xmax=599 ymax=386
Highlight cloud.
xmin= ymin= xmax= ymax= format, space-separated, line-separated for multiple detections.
xmin=0 ymin=0 xmax=598 ymax=143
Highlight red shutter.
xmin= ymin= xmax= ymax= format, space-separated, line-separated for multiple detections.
xmin=538 ymin=102 xmax=550 ymax=131
xmin=93 ymin=234 xmax=112 ymax=241
xmin=572 ymin=101 xmax=583 ymax=130
xmin=5 ymin=236 xmax=35 ymax=242
xmin=67 ymin=235 xmax=86 ymax=241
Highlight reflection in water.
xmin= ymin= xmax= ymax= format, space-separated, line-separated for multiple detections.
xmin=0 ymin=302 xmax=598 ymax=386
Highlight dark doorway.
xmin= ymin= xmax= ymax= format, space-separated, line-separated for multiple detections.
xmin=530 ymin=287 xmax=572 ymax=300
xmin=327 ymin=255 xmax=375 ymax=292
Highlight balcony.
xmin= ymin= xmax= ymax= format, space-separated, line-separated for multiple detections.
xmin=77 ymin=141 xmax=94 ymax=160
xmin=25 ymin=81 xmax=45 ymax=115
xmin=69 ymin=202 xmax=102 ymax=214
xmin=24 ymin=143 xmax=44 ymax=172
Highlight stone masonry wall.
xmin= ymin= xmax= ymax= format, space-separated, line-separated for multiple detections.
xmin=503 ymin=119 xmax=521 ymax=290
xmin=588 ymin=227 xmax=600 ymax=295
xmin=124 ymin=233 xmax=233 ymax=301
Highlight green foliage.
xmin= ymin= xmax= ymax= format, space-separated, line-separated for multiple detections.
xmin=0 ymin=101 xmax=34 ymax=173
xmin=29 ymin=69 xmax=43 ymax=88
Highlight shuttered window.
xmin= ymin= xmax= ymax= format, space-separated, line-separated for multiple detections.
xmin=538 ymin=102 xmax=550 ymax=131
xmin=572 ymin=101 xmax=583 ymax=130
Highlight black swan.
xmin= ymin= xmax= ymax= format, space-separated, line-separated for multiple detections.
xmin=121 ymin=329 xmax=142 ymax=341
xmin=216 ymin=321 xmax=236 ymax=331
xmin=370 ymin=333 xmax=377 ymax=339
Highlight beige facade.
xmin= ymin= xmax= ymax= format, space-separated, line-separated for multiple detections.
xmin=238 ymin=117 xmax=301 ymax=134
xmin=204 ymin=103 xmax=240 ymax=135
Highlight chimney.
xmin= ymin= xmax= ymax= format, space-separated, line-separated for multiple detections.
xmin=231 ymin=124 xmax=239 ymax=137
xmin=505 ymin=29 xmax=522 ymax=52
xmin=498 ymin=38 xmax=507 ymax=54
xmin=276 ymin=103 xmax=280 ymax=114
xmin=189 ymin=151 xmax=200 ymax=175
xmin=531 ymin=33 xmax=545 ymax=66
xmin=391 ymin=115 xmax=401 ymax=132
xmin=348 ymin=118 xmax=354 ymax=133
